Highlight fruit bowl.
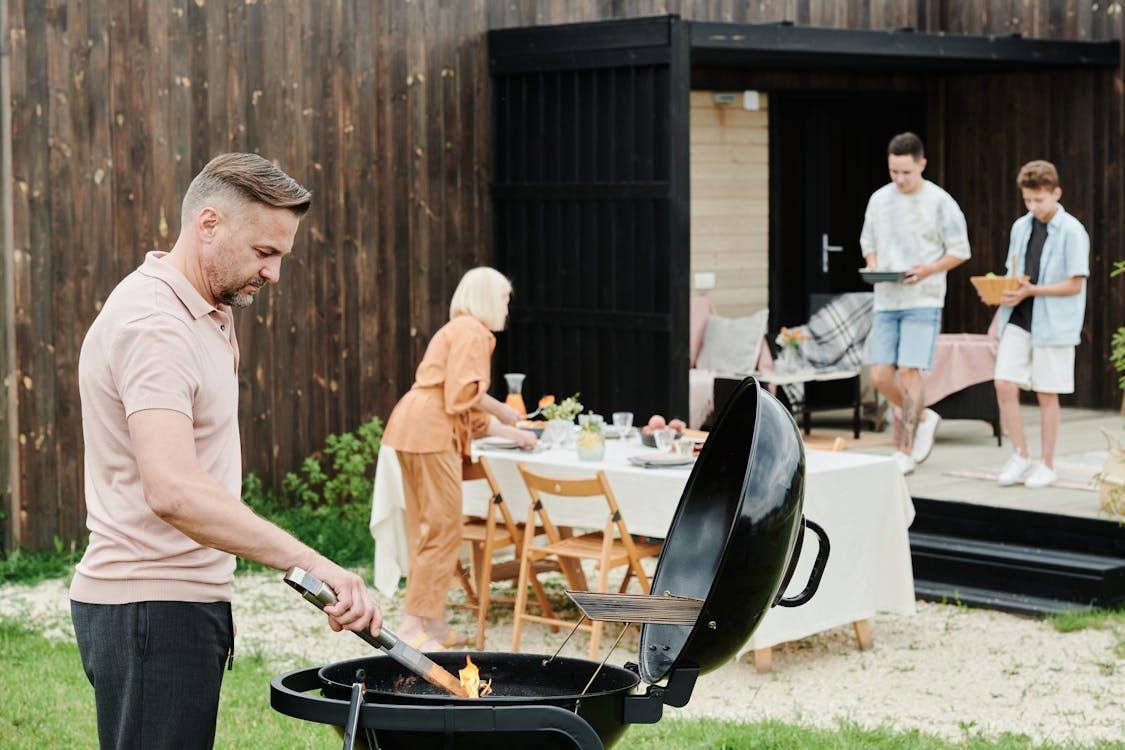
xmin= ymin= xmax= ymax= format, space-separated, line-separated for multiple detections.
xmin=970 ymin=274 xmax=1028 ymax=305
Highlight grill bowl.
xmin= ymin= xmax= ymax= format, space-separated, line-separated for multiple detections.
xmin=317 ymin=651 xmax=640 ymax=749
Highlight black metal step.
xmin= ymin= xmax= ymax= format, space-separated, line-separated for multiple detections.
xmin=913 ymin=580 xmax=1083 ymax=616
xmin=910 ymin=530 xmax=1125 ymax=606
xmin=912 ymin=497 xmax=1125 ymax=557
xmin=910 ymin=499 xmax=1125 ymax=613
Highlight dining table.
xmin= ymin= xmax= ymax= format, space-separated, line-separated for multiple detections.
xmin=369 ymin=431 xmax=916 ymax=661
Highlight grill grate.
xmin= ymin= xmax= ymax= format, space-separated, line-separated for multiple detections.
xmin=564 ymin=591 xmax=704 ymax=625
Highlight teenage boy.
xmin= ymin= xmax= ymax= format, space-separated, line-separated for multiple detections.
xmin=861 ymin=132 xmax=972 ymax=475
xmin=992 ymin=160 xmax=1089 ymax=488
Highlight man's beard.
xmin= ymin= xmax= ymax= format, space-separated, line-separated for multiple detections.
xmin=217 ymin=280 xmax=264 ymax=309
xmin=205 ymin=252 xmax=264 ymax=309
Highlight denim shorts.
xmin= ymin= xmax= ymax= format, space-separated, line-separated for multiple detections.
xmin=866 ymin=307 xmax=942 ymax=371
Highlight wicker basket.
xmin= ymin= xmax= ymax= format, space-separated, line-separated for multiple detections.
xmin=1097 ymin=428 xmax=1125 ymax=517
xmin=970 ymin=275 xmax=1027 ymax=305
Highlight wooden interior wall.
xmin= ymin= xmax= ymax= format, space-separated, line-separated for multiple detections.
xmin=1 ymin=0 xmax=1121 ymax=548
xmin=690 ymin=90 xmax=769 ymax=318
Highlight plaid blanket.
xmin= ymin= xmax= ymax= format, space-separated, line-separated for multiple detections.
xmin=783 ymin=292 xmax=874 ymax=404
xmin=796 ymin=292 xmax=874 ymax=369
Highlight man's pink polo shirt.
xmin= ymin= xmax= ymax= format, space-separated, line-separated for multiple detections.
xmin=70 ymin=252 xmax=242 ymax=604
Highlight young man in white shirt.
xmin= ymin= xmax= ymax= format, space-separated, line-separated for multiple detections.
xmin=991 ymin=160 xmax=1088 ymax=488
xmin=861 ymin=133 xmax=971 ymax=475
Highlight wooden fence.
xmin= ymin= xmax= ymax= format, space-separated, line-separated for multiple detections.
xmin=1 ymin=0 xmax=1121 ymax=548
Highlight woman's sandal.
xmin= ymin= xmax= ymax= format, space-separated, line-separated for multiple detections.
xmin=403 ymin=630 xmax=446 ymax=653
xmin=440 ymin=630 xmax=469 ymax=649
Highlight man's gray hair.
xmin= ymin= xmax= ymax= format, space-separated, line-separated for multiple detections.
xmin=182 ymin=153 xmax=311 ymax=222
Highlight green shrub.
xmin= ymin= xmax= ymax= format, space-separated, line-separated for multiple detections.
xmin=0 ymin=536 xmax=85 ymax=585
xmin=239 ymin=415 xmax=383 ymax=570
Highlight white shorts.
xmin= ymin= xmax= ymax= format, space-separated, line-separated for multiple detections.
xmin=994 ymin=325 xmax=1075 ymax=394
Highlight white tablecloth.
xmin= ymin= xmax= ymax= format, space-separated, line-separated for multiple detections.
xmin=369 ymin=438 xmax=916 ymax=653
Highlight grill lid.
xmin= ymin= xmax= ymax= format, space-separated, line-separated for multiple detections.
xmin=637 ymin=377 xmax=817 ymax=684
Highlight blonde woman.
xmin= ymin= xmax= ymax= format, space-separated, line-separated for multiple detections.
xmin=382 ymin=267 xmax=536 ymax=649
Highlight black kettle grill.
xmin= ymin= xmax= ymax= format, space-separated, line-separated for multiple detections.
xmin=270 ymin=377 xmax=830 ymax=749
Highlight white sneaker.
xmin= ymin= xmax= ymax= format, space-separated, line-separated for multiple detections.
xmin=911 ymin=409 xmax=942 ymax=464
xmin=893 ymin=451 xmax=916 ymax=475
xmin=1024 ymin=462 xmax=1058 ymax=489
xmin=997 ymin=452 xmax=1032 ymax=486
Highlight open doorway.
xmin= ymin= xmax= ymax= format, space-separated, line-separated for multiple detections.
xmin=769 ymin=92 xmax=927 ymax=329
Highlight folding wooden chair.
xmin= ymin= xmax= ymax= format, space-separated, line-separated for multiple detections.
xmin=510 ymin=464 xmax=662 ymax=659
xmin=454 ymin=456 xmax=556 ymax=649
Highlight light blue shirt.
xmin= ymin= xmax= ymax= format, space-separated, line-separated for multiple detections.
xmin=997 ymin=204 xmax=1089 ymax=347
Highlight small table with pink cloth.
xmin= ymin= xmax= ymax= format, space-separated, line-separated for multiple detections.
xmin=921 ymin=333 xmax=1001 ymax=444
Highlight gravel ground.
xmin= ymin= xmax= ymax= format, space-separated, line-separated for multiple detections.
xmin=4 ymin=571 xmax=1123 ymax=746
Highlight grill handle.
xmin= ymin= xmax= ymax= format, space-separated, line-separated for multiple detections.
xmin=283 ymin=566 xmax=468 ymax=698
xmin=775 ymin=519 xmax=830 ymax=608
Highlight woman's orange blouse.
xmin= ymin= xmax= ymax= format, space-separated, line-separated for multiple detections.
xmin=382 ymin=315 xmax=494 ymax=456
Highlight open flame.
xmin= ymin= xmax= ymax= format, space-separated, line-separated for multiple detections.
xmin=458 ymin=655 xmax=493 ymax=699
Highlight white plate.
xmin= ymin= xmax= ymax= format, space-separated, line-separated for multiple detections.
xmin=627 ymin=453 xmax=696 ymax=468
xmin=478 ymin=437 xmax=518 ymax=449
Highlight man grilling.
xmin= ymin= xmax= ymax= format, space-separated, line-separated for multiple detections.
xmin=69 ymin=153 xmax=382 ymax=749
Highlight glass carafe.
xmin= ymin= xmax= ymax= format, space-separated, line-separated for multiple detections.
xmin=576 ymin=416 xmax=606 ymax=461
xmin=503 ymin=373 xmax=527 ymax=418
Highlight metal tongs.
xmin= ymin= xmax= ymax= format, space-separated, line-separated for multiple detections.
xmin=283 ymin=567 xmax=467 ymax=698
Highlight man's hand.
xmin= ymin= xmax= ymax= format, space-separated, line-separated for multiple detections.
xmin=1000 ymin=279 xmax=1034 ymax=307
xmin=308 ymin=558 xmax=384 ymax=636
xmin=904 ymin=264 xmax=933 ymax=285
xmin=864 ymin=253 xmax=878 ymax=271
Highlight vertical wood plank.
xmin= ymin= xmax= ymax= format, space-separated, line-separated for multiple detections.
xmin=16 ymin=0 xmax=55 ymax=547
xmin=47 ymin=0 xmax=81 ymax=545
xmin=6 ymin=0 xmax=32 ymax=544
xmin=0 ymin=0 xmax=23 ymax=547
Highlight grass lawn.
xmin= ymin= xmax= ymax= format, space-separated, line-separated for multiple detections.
xmin=0 ymin=618 xmax=1116 ymax=750
xmin=1048 ymin=607 xmax=1125 ymax=660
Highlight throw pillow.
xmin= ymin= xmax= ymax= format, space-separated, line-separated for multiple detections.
xmin=695 ymin=309 xmax=769 ymax=375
